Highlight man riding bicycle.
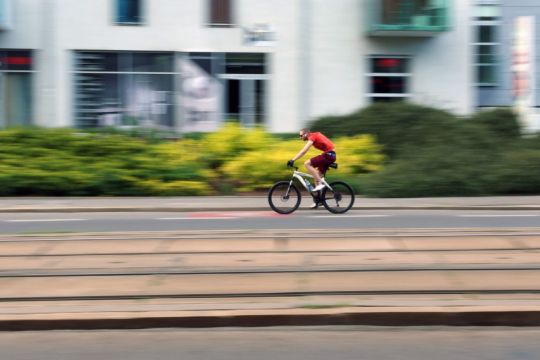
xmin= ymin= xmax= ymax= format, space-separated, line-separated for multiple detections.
xmin=287 ymin=128 xmax=336 ymax=208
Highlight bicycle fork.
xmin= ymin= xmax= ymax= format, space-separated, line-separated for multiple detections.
xmin=284 ymin=179 xmax=295 ymax=199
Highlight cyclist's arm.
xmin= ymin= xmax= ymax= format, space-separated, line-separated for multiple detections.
xmin=292 ymin=140 xmax=313 ymax=161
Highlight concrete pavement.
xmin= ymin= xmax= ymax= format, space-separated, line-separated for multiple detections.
xmin=2 ymin=195 xmax=540 ymax=330
xmin=1 ymin=195 xmax=540 ymax=212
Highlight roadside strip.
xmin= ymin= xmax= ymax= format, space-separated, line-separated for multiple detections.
xmin=3 ymin=307 xmax=540 ymax=331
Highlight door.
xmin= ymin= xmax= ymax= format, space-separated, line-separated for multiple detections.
xmin=224 ymin=76 xmax=266 ymax=127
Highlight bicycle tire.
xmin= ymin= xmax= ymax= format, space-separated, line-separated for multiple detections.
xmin=268 ymin=181 xmax=301 ymax=214
xmin=321 ymin=181 xmax=355 ymax=214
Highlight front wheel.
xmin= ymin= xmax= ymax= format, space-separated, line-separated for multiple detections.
xmin=321 ymin=181 xmax=355 ymax=214
xmin=268 ymin=181 xmax=301 ymax=214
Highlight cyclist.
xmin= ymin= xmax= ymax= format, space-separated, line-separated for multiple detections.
xmin=287 ymin=128 xmax=336 ymax=208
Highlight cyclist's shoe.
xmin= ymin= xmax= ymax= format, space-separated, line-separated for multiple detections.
xmin=309 ymin=202 xmax=321 ymax=209
xmin=313 ymin=184 xmax=325 ymax=192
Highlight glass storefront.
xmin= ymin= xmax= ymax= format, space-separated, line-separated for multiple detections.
xmin=74 ymin=51 xmax=268 ymax=131
xmin=182 ymin=52 xmax=268 ymax=132
xmin=74 ymin=51 xmax=175 ymax=128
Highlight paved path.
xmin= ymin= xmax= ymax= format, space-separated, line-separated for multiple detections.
xmin=0 ymin=195 xmax=540 ymax=212
xmin=2 ymin=229 xmax=540 ymax=330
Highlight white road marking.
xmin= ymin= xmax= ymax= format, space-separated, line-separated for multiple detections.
xmin=457 ymin=214 xmax=539 ymax=217
xmin=312 ymin=215 xmax=390 ymax=218
xmin=4 ymin=219 xmax=87 ymax=222
xmin=157 ymin=217 xmax=237 ymax=220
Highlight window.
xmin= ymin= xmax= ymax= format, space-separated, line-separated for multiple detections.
xmin=473 ymin=3 xmax=500 ymax=86
xmin=74 ymin=51 xmax=175 ymax=128
xmin=183 ymin=52 xmax=268 ymax=129
xmin=115 ymin=0 xmax=143 ymax=24
xmin=381 ymin=0 xmax=431 ymax=25
xmin=225 ymin=53 xmax=265 ymax=74
xmin=208 ymin=0 xmax=233 ymax=26
xmin=367 ymin=57 xmax=410 ymax=102
xmin=0 ymin=50 xmax=32 ymax=71
xmin=0 ymin=50 xmax=33 ymax=127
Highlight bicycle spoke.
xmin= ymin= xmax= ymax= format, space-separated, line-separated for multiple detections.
xmin=321 ymin=181 xmax=354 ymax=214
xmin=268 ymin=181 xmax=301 ymax=214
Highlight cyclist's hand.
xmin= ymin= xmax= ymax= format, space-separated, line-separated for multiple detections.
xmin=287 ymin=160 xmax=295 ymax=168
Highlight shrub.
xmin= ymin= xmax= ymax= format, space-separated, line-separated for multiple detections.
xmin=137 ymin=179 xmax=212 ymax=196
xmin=310 ymin=102 xmax=463 ymax=158
xmin=0 ymin=128 xmax=209 ymax=196
xmin=222 ymin=135 xmax=386 ymax=191
xmin=361 ymin=143 xmax=497 ymax=197
xmin=488 ymin=149 xmax=540 ymax=194
xmin=359 ymin=122 xmax=503 ymax=198
xmin=468 ymin=108 xmax=521 ymax=140
xmin=199 ymin=123 xmax=274 ymax=168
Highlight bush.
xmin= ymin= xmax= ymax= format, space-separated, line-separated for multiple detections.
xmin=488 ymin=149 xmax=540 ymax=194
xmin=356 ymin=118 xmax=504 ymax=197
xmin=468 ymin=108 xmax=521 ymax=140
xmin=361 ymin=143 xmax=498 ymax=197
xmin=5 ymin=109 xmax=537 ymax=198
xmin=222 ymin=134 xmax=385 ymax=191
xmin=0 ymin=166 xmax=98 ymax=196
xmin=0 ymin=128 xmax=209 ymax=196
xmin=308 ymin=103 xmax=536 ymax=197
xmin=198 ymin=123 xmax=274 ymax=168
xmin=310 ymin=102 xmax=466 ymax=158
xmin=137 ymin=179 xmax=212 ymax=196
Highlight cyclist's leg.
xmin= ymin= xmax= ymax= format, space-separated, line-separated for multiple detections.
xmin=320 ymin=152 xmax=336 ymax=182
xmin=305 ymin=155 xmax=324 ymax=186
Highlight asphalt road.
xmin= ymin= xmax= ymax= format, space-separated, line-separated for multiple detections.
xmin=1 ymin=327 xmax=539 ymax=360
xmin=1 ymin=210 xmax=540 ymax=234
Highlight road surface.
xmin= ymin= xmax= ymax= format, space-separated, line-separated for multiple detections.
xmin=1 ymin=327 xmax=539 ymax=360
xmin=1 ymin=209 xmax=540 ymax=233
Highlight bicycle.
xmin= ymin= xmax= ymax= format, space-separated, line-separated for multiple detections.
xmin=268 ymin=163 xmax=355 ymax=214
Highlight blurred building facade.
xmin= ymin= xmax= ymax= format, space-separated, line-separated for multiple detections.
xmin=0 ymin=0 xmax=472 ymax=133
xmin=474 ymin=0 xmax=540 ymax=131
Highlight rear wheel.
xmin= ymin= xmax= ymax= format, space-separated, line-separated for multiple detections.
xmin=268 ymin=181 xmax=301 ymax=214
xmin=321 ymin=181 xmax=355 ymax=214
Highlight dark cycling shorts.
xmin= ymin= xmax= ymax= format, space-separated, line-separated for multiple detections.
xmin=310 ymin=151 xmax=336 ymax=174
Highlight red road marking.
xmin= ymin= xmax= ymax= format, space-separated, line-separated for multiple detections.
xmin=188 ymin=211 xmax=285 ymax=219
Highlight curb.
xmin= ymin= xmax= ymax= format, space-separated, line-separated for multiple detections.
xmin=1 ymin=206 xmax=540 ymax=213
xmin=3 ymin=310 xmax=540 ymax=331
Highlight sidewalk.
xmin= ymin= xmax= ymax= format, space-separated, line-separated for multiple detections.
xmin=1 ymin=195 xmax=540 ymax=212
xmin=2 ymin=195 xmax=540 ymax=330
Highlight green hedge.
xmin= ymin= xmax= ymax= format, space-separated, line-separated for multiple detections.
xmin=310 ymin=103 xmax=540 ymax=197
xmin=3 ymin=103 xmax=539 ymax=198
xmin=310 ymin=102 xmax=467 ymax=158
xmin=0 ymin=128 xmax=210 ymax=196
xmin=0 ymin=125 xmax=385 ymax=196
xmin=360 ymin=143 xmax=498 ymax=197
xmin=221 ymin=134 xmax=385 ymax=191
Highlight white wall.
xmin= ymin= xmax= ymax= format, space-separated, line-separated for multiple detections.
xmin=0 ymin=0 xmax=473 ymax=132
xmin=306 ymin=0 xmax=473 ymax=122
xmin=363 ymin=1 xmax=473 ymax=115
xmin=0 ymin=0 xmax=58 ymax=126
xmin=308 ymin=0 xmax=366 ymax=121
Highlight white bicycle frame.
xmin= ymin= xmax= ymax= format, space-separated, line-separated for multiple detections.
xmin=290 ymin=168 xmax=333 ymax=193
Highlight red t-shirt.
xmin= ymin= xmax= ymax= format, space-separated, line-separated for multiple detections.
xmin=308 ymin=132 xmax=335 ymax=152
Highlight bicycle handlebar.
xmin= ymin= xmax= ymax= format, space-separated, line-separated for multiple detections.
xmin=287 ymin=164 xmax=299 ymax=171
